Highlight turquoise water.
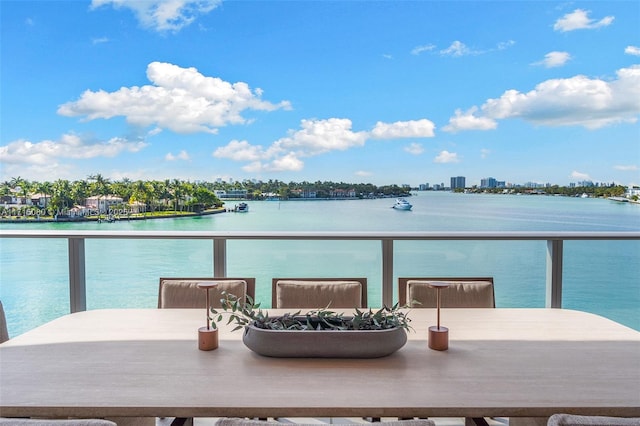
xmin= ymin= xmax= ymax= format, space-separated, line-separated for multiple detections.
xmin=1 ymin=191 xmax=639 ymax=336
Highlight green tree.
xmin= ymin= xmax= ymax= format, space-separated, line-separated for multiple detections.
xmin=88 ymin=174 xmax=112 ymax=218
xmin=51 ymin=179 xmax=73 ymax=214
xmin=35 ymin=181 xmax=53 ymax=211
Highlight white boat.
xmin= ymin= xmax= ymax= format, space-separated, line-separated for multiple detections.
xmin=233 ymin=202 xmax=249 ymax=212
xmin=392 ymin=198 xmax=412 ymax=210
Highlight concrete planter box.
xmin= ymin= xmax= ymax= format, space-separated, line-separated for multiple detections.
xmin=242 ymin=318 xmax=407 ymax=358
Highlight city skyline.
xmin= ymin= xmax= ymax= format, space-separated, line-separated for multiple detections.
xmin=1 ymin=1 xmax=639 ymax=187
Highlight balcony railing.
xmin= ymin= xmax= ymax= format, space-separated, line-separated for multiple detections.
xmin=1 ymin=230 xmax=638 ymax=315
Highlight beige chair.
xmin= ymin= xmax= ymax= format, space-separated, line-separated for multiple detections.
xmin=216 ymin=419 xmax=435 ymax=426
xmin=398 ymin=277 xmax=495 ymax=308
xmin=547 ymin=414 xmax=640 ymax=426
xmin=399 ymin=278 xmax=496 ymax=426
xmin=0 ymin=300 xmax=9 ymax=343
xmin=0 ymin=420 xmax=117 ymax=425
xmin=272 ymin=278 xmax=368 ymax=309
xmin=158 ymin=277 xmax=256 ymax=308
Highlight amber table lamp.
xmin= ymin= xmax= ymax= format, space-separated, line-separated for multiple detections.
xmin=197 ymin=282 xmax=219 ymax=351
xmin=428 ymin=282 xmax=449 ymax=351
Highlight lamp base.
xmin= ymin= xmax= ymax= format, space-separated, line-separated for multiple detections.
xmin=428 ymin=325 xmax=448 ymax=351
xmin=198 ymin=327 xmax=219 ymax=351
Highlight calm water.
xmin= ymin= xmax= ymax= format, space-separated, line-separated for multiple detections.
xmin=1 ymin=191 xmax=639 ymax=336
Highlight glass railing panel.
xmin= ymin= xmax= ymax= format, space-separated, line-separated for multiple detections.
xmin=226 ymin=239 xmax=382 ymax=307
xmin=393 ymin=240 xmax=547 ymax=307
xmin=0 ymin=238 xmax=70 ymax=337
xmin=84 ymin=239 xmax=213 ymax=310
xmin=564 ymin=240 xmax=640 ymax=331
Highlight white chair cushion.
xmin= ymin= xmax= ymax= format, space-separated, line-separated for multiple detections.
xmin=275 ymin=280 xmax=363 ymax=309
xmin=548 ymin=414 xmax=640 ymax=426
xmin=406 ymin=280 xmax=494 ymax=308
xmin=159 ymin=279 xmax=247 ymax=308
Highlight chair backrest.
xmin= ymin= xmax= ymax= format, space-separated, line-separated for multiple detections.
xmin=0 ymin=419 xmax=117 ymax=425
xmin=398 ymin=277 xmax=495 ymax=308
xmin=158 ymin=277 xmax=256 ymax=308
xmin=272 ymin=278 xmax=368 ymax=309
xmin=0 ymin=300 xmax=9 ymax=343
xmin=548 ymin=414 xmax=640 ymax=426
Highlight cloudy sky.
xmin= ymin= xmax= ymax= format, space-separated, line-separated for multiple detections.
xmin=1 ymin=0 xmax=639 ymax=187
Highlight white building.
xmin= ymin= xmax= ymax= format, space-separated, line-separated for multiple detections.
xmin=85 ymin=195 xmax=124 ymax=213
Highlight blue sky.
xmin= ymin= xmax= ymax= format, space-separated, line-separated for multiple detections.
xmin=1 ymin=1 xmax=639 ymax=187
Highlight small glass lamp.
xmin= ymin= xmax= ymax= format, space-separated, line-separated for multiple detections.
xmin=197 ymin=282 xmax=219 ymax=351
xmin=428 ymin=281 xmax=449 ymax=351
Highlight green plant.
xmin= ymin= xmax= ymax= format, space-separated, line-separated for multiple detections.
xmin=211 ymin=291 xmax=413 ymax=332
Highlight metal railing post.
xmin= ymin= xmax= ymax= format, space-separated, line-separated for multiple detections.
xmin=213 ymin=238 xmax=227 ymax=277
xmin=546 ymin=239 xmax=563 ymax=308
xmin=381 ymin=238 xmax=394 ymax=307
xmin=68 ymin=237 xmax=87 ymax=313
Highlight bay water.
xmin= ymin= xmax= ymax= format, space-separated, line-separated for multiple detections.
xmin=1 ymin=191 xmax=639 ymax=336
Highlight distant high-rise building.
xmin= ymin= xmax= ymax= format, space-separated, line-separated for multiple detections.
xmin=450 ymin=176 xmax=466 ymax=189
xmin=480 ymin=177 xmax=497 ymax=188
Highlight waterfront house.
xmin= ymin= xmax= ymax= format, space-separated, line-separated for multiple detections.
xmin=29 ymin=193 xmax=51 ymax=208
xmin=85 ymin=195 xmax=124 ymax=213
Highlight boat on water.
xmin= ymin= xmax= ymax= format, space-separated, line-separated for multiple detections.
xmin=232 ymin=202 xmax=249 ymax=212
xmin=392 ymin=198 xmax=412 ymax=210
xmin=608 ymin=196 xmax=629 ymax=203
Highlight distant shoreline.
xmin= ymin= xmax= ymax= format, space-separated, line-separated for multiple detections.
xmin=0 ymin=208 xmax=226 ymax=224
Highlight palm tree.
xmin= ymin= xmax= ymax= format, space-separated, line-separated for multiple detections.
xmin=52 ymin=179 xmax=73 ymax=215
xmin=111 ymin=178 xmax=133 ymax=204
xmin=88 ymin=174 xmax=111 ymax=219
xmin=35 ymin=181 xmax=53 ymax=212
xmin=10 ymin=176 xmax=31 ymax=214
xmin=71 ymin=180 xmax=90 ymax=208
xmin=132 ymin=180 xmax=154 ymax=217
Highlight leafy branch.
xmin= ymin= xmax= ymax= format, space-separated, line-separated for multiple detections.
xmin=210 ymin=291 xmax=413 ymax=332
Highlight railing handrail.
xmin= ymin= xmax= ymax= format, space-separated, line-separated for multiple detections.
xmin=2 ymin=230 xmax=639 ymax=240
xmin=1 ymin=230 xmax=639 ymax=314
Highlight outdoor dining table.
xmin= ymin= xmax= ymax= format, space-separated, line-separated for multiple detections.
xmin=0 ymin=308 xmax=638 ymax=420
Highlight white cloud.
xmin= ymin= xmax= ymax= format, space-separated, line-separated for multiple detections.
xmin=90 ymin=0 xmax=221 ymax=32
xmin=554 ymin=9 xmax=614 ymax=32
xmin=0 ymin=133 xmax=147 ymax=180
xmin=411 ymin=44 xmax=436 ymax=55
xmin=58 ymin=62 xmax=291 ymax=134
xmin=443 ymin=107 xmax=498 ymax=133
xmin=0 ymin=133 xmax=147 ymax=165
xmin=267 ymin=152 xmax=305 ymax=172
xmin=447 ymin=65 xmax=640 ymax=131
xmin=570 ymin=170 xmax=591 ymax=180
xmin=625 ymin=46 xmax=640 ymax=56
xmin=213 ymin=140 xmax=265 ymax=162
xmin=533 ymin=51 xmax=572 ymax=68
xmin=215 ymin=118 xmax=367 ymax=173
xmin=440 ymin=41 xmax=473 ymax=57
xmin=355 ymin=170 xmax=372 ymax=177
xmin=497 ymin=40 xmax=516 ymax=50
xmin=416 ymin=40 xmax=513 ymax=57
xmin=404 ymin=143 xmax=424 ymax=155
xmin=434 ymin=150 xmax=459 ymax=163
xmin=481 ymin=148 xmax=490 ymax=159
xmin=92 ymin=37 xmax=110 ymax=44
xmin=215 ymin=117 xmax=436 ymax=173
xmin=370 ymin=119 xmax=435 ymax=139
xmin=614 ymin=165 xmax=638 ymax=171
xmin=165 ymin=150 xmax=190 ymax=161
xmin=271 ymin=118 xmax=368 ymax=157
